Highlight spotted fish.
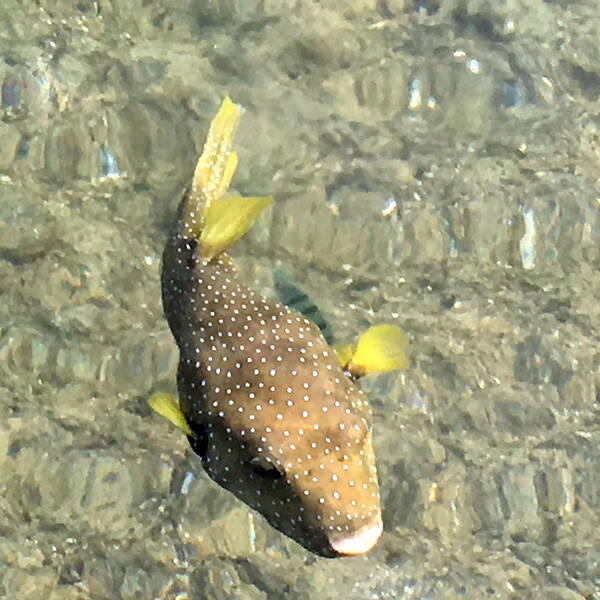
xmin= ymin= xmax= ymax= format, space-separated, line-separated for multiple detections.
xmin=152 ymin=97 xmax=408 ymax=557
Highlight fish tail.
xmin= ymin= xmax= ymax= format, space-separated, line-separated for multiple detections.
xmin=180 ymin=96 xmax=273 ymax=261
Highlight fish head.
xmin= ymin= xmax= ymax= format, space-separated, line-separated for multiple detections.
xmin=187 ymin=414 xmax=337 ymax=557
xmin=262 ymin=368 xmax=383 ymax=556
xmin=178 ymin=338 xmax=383 ymax=558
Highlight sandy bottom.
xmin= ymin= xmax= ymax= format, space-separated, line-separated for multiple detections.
xmin=0 ymin=1 xmax=599 ymax=598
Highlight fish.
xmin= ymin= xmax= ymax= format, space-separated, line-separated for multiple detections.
xmin=272 ymin=268 xmax=335 ymax=346
xmin=152 ymin=96 xmax=409 ymax=557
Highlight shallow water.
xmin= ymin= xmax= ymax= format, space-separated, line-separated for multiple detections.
xmin=1 ymin=1 xmax=599 ymax=598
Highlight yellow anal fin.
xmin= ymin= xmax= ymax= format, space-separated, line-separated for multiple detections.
xmin=344 ymin=324 xmax=409 ymax=378
xmin=148 ymin=392 xmax=192 ymax=436
xmin=199 ymin=194 xmax=273 ymax=260
xmin=182 ymin=96 xmax=242 ymax=240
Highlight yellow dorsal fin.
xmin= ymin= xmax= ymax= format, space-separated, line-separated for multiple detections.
xmin=199 ymin=194 xmax=273 ymax=260
xmin=148 ymin=392 xmax=192 ymax=436
xmin=182 ymin=96 xmax=242 ymax=239
xmin=345 ymin=324 xmax=409 ymax=378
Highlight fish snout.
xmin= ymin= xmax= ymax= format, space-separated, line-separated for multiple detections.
xmin=329 ymin=511 xmax=383 ymax=556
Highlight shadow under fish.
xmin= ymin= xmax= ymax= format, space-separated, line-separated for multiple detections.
xmin=151 ymin=97 xmax=409 ymax=557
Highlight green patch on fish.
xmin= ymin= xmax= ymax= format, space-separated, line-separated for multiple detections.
xmin=273 ymin=269 xmax=335 ymax=346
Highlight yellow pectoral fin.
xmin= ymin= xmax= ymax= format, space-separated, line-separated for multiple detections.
xmin=148 ymin=392 xmax=192 ymax=436
xmin=348 ymin=324 xmax=409 ymax=377
xmin=334 ymin=343 xmax=356 ymax=370
xmin=199 ymin=194 xmax=273 ymax=259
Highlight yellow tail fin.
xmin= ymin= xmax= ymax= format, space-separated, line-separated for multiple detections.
xmin=335 ymin=324 xmax=409 ymax=378
xmin=180 ymin=96 xmax=273 ymax=257
xmin=148 ymin=392 xmax=192 ymax=436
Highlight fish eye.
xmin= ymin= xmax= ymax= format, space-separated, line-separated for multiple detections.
xmin=249 ymin=456 xmax=283 ymax=480
xmin=188 ymin=427 xmax=209 ymax=459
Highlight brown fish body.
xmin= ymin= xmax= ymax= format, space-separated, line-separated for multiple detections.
xmin=161 ymin=218 xmax=382 ymax=557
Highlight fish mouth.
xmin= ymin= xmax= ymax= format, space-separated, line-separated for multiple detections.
xmin=329 ymin=517 xmax=383 ymax=556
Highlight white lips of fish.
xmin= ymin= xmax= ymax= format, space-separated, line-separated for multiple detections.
xmin=330 ymin=515 xmax=383 ymax=555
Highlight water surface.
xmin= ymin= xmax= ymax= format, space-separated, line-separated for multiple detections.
xmin=1 ymin=1 xmax=599 ymax=598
